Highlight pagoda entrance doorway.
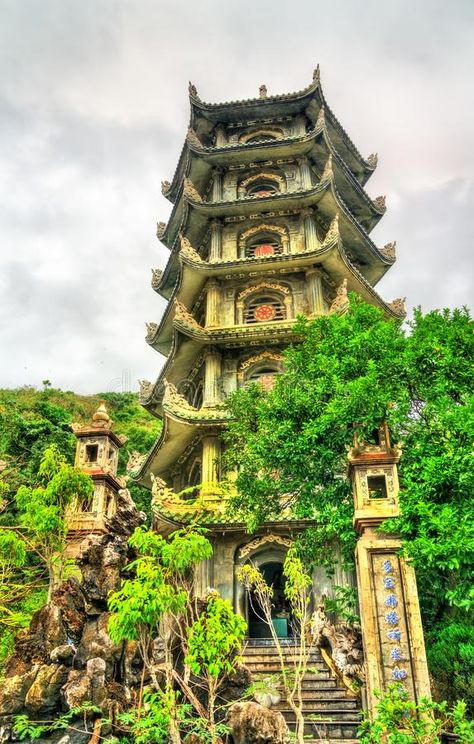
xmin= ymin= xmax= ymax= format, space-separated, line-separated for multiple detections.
xmin=247 ymin=560 xmax=292 ymax=639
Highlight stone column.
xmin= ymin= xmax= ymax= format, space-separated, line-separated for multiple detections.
xmin=203 ymin=348 xmax=222 ymax=407
xmin=215 ymin=124 xmax=226 ymax=148
xmin=284 ymin=294 xmax=293 ymax=320
xmin=212 ymin=168 xmax=223 ymax=202
xmin=209 ymin=219 xmax=222 ymax=262
xmin=349 ymin=439 xmax=431 ymax=716
xmin=205 ymin=278 xmax=221 ymax=328
xmin=298 ymin=156 xmax=312 ymax=190
xmin=301 ymin=207 xmax=319 ymax=252
xmin=201 ymin=435 xmax=221 ymax=498
xmin=305 ymin=267 xmax=325 ymax=315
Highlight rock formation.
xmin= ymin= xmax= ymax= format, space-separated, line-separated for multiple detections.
xmin=227 ymin=701 xmax=290 ymax=744
xmin=0 ymin=491 xmax=146 ymax=742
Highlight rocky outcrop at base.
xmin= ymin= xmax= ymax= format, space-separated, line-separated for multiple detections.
xmin=227 ymin=701 xmax=290 ymax=744
xmin=0 ymin=493 xmax=146 ymax=742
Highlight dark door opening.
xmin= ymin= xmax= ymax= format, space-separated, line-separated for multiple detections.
xmin=248 ymin=561 xmax=292 ymax=638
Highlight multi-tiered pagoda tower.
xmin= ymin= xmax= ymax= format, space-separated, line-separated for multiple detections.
xmin=133 ymin=68 xmax=431 ymax=715
xmin=134 ymin=66 xmax=406 ymax=609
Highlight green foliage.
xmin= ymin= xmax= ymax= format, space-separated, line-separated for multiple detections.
xmin=108 ymin=527 xmax=213 ymax=645
xmin=427 ymin=622 xmax=474 ymax=713
xmin=322 ymin=585 xmax=359 ymax=625
xmin=13 ymin=702 xmax=101 ymax=741
xmin=118 ymin=687 xmax=189 ymax=744
xmin=186 ymin=594 xmax=246 ymax=678
xmin=357 ymin=684 xmax=474 ymax=743
xmin=224 ymin=299 xmax=474 ymax=706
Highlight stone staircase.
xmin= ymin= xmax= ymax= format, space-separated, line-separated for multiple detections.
xmin=242 ymin=639 xmax=362 ymax=743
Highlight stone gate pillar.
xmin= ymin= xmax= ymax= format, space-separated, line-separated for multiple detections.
xmin=349 ymin=425 xmax=431 ymax=715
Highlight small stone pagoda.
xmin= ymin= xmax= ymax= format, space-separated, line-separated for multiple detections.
xmin=132 ymin=69 xmax=430 ymax=710
xmin=67 ymin=403 xmax=127 ymax=555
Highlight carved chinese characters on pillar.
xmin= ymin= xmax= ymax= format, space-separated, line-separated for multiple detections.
xmin=371 ymin=554 xmax=415 ymax=698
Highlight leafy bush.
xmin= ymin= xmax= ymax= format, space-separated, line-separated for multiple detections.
xmin=427 ymin=622 xmax=474 ymax=713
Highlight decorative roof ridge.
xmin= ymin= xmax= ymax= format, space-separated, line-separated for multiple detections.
xmin=179 ymin=233 xmax=204 ymax=263
xmin=316 ymin=123 xmax=383 ymax=217
xmin=380 ymin=241 xmax=397 ymax=261
xmin=163 ymin=380 xmax=230 ymax=423
xmin=321 ymin=213 xmax=340 ymax=248
xmin=189 ymin=75 xmax=319 ymax=110
xmin=188 ymin=128 xmax=317 ymax=154
xmin=334 ymin=241 xmax=405 ymax=319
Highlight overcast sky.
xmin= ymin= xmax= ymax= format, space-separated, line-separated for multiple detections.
xmin=0 ymin=0 xmax=472 ymax=394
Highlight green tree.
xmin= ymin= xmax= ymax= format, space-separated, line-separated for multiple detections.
xmin=223 ymin=298 xmax=474 ymax=702
xmin=186 ymin=593 xmax=246 ymax=738
xmin=14 ymin=444 xmax=93 ymax=592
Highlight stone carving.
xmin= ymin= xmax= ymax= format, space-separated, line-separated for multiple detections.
xmin=138 ymin=379 xmax=154 ymax=402
xmin=329 ymin=278 xmax=349 ymax=314
xmin=156 ymin=221 xmax=167 ymax=239
xmin=227 ymin=701 xmax=290 ymax=744
xmin=311 ymin=604 xmax=365 ymax=680
xmin=239 ymin=171 xmax=285 ymax=193
xmin=126 ymin=451 xmax=146 ymax=474
xmin=239 ymin=222 xmax=288 ymax=250
xmin=173 ymin=299 xmax=203 ymax=330
xmin=145 ymin=322 xmax=158 ymax=343
xmin=367 ymin=152 xmax=378 ymax=168
xmin=160 ymin=180 xmax=171 ymax=196
xmin=187 ymin=127 xmax=202 ymax=148
xmin=313 ymin=63 xmax=320 ymax=82
xmin=163 ymin=380 xmax=196 ymax=413
xmin=239 ymin=351 xmax=283 ymax=373
xmin=381 ymin=241 xmax=397 ymax=260
xmin=151 ymin=268 xmax=163 ymax=289
xmin=239 ymin=534 xmax=293 ymax=559
xmin=388 ymin=297 xmax=406 ymax=316
xmin=321 ymin=153 xmax=333 ymax=182
xmin=322 ymin=213 xmax=340 ymax=246
xmin=374 ymin=194 xmax=387 ymax=212
xmin=179 ymin=233 xmax=203 ymax=263
xmin=188 ymin=81 xmax=199 ymax=99
xmin=183 ymin=176 xmax=203 ymax=202
xmin=238 ymin=281 xmax=290 ymax=301
xmin=259 ymin=84 xmax=268 ymax=99
xmin=315 ymin=106 xmax=325 ymax=130
xmin=151 ymin=473 xmax=182 ymax=505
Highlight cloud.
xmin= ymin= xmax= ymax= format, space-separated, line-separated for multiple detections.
xmin=0 ymin=0 xmax=472 ymax=392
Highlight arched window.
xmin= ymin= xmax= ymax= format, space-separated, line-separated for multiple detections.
xmin=246 ymin=180 xmax=279 ymax=197
xmin=244 ymin=293 xmax=287 ymax=324
xmin=247 ymin=365 xmax=280 ymax=391
xmin=239 ymin=128 xmax=284 ymax=145
xmin=246 ymin=232 xmax=283 ymax=259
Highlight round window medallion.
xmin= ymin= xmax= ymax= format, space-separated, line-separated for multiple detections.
xmin=254 ymin=244 xmax=275 ymax=258
xmin=254 ymin=304 xmax=276 ymax=321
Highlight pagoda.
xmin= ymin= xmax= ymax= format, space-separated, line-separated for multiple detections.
xmin=134 ymin=66 xmax=405 ymax=589
xmin=132 ymin=67 xmax=431 ymax=714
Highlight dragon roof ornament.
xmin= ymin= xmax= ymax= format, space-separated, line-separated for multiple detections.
xmin=322 ymin=213 xmax=340 ymax=247
xmin=380 ymin=241 xmax=397 ymax=261
xmin=373 ymin=195 xmax=387 ymax=212
xmin=330 ymin=278 xmax=349 ymax=315
xmin=173 ymin=299 xmax=203 ymax=331
xmin=145 ymin=323 xmax=159 ymax=344
xmin=188 ymin=81 xmax=200 ymax=100
xmin=151 ymin=268 xmax=163 ymax=290
xmin=183 ymin=177 xmax=202 ymax=203
xmin=138 ymin=379 xmax=154 ymax=404
xmin=163 ymin=380 xmax=197 ymax=414
xmin=313 ymin=64 xmax=321 ymax=83
xmin=186 ymin=127 xmax=202 ymax=149
xmin=388 ymin=297 xmax=406 ymax=316
xmin=367 ymin=153 xmax=378 ymax=168
xmin=321 ymin=153 xmax=334 ymax=183
xmin=156 ymin=221 xmax=167 ymax=240
xmin=179 ymin=233 xmax=203 ymax=263
xmin=161 ymin=180 xmax=171 ymax=196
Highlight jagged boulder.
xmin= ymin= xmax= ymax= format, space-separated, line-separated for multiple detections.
xmin=0 ymin=667 xmax=39 ymax=716
xmin=51 ymin=578 xmax=87 ymax=640
xmin=25 ymin=664 xmax=69 ymax=715
xmin=76 ymin=535 xmax=129 ymax=613
xmin=227 ymin=701 xmax=290 ymax=744
xmin=74 ymin=613 xmax=123 ymax=676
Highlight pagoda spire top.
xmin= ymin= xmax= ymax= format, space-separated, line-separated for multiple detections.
xmin=313 ymin=64 xmax=320 ymax=82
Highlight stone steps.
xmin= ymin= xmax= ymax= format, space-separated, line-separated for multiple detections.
xmin=241 ymin=640 xmax=362 ymax=742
